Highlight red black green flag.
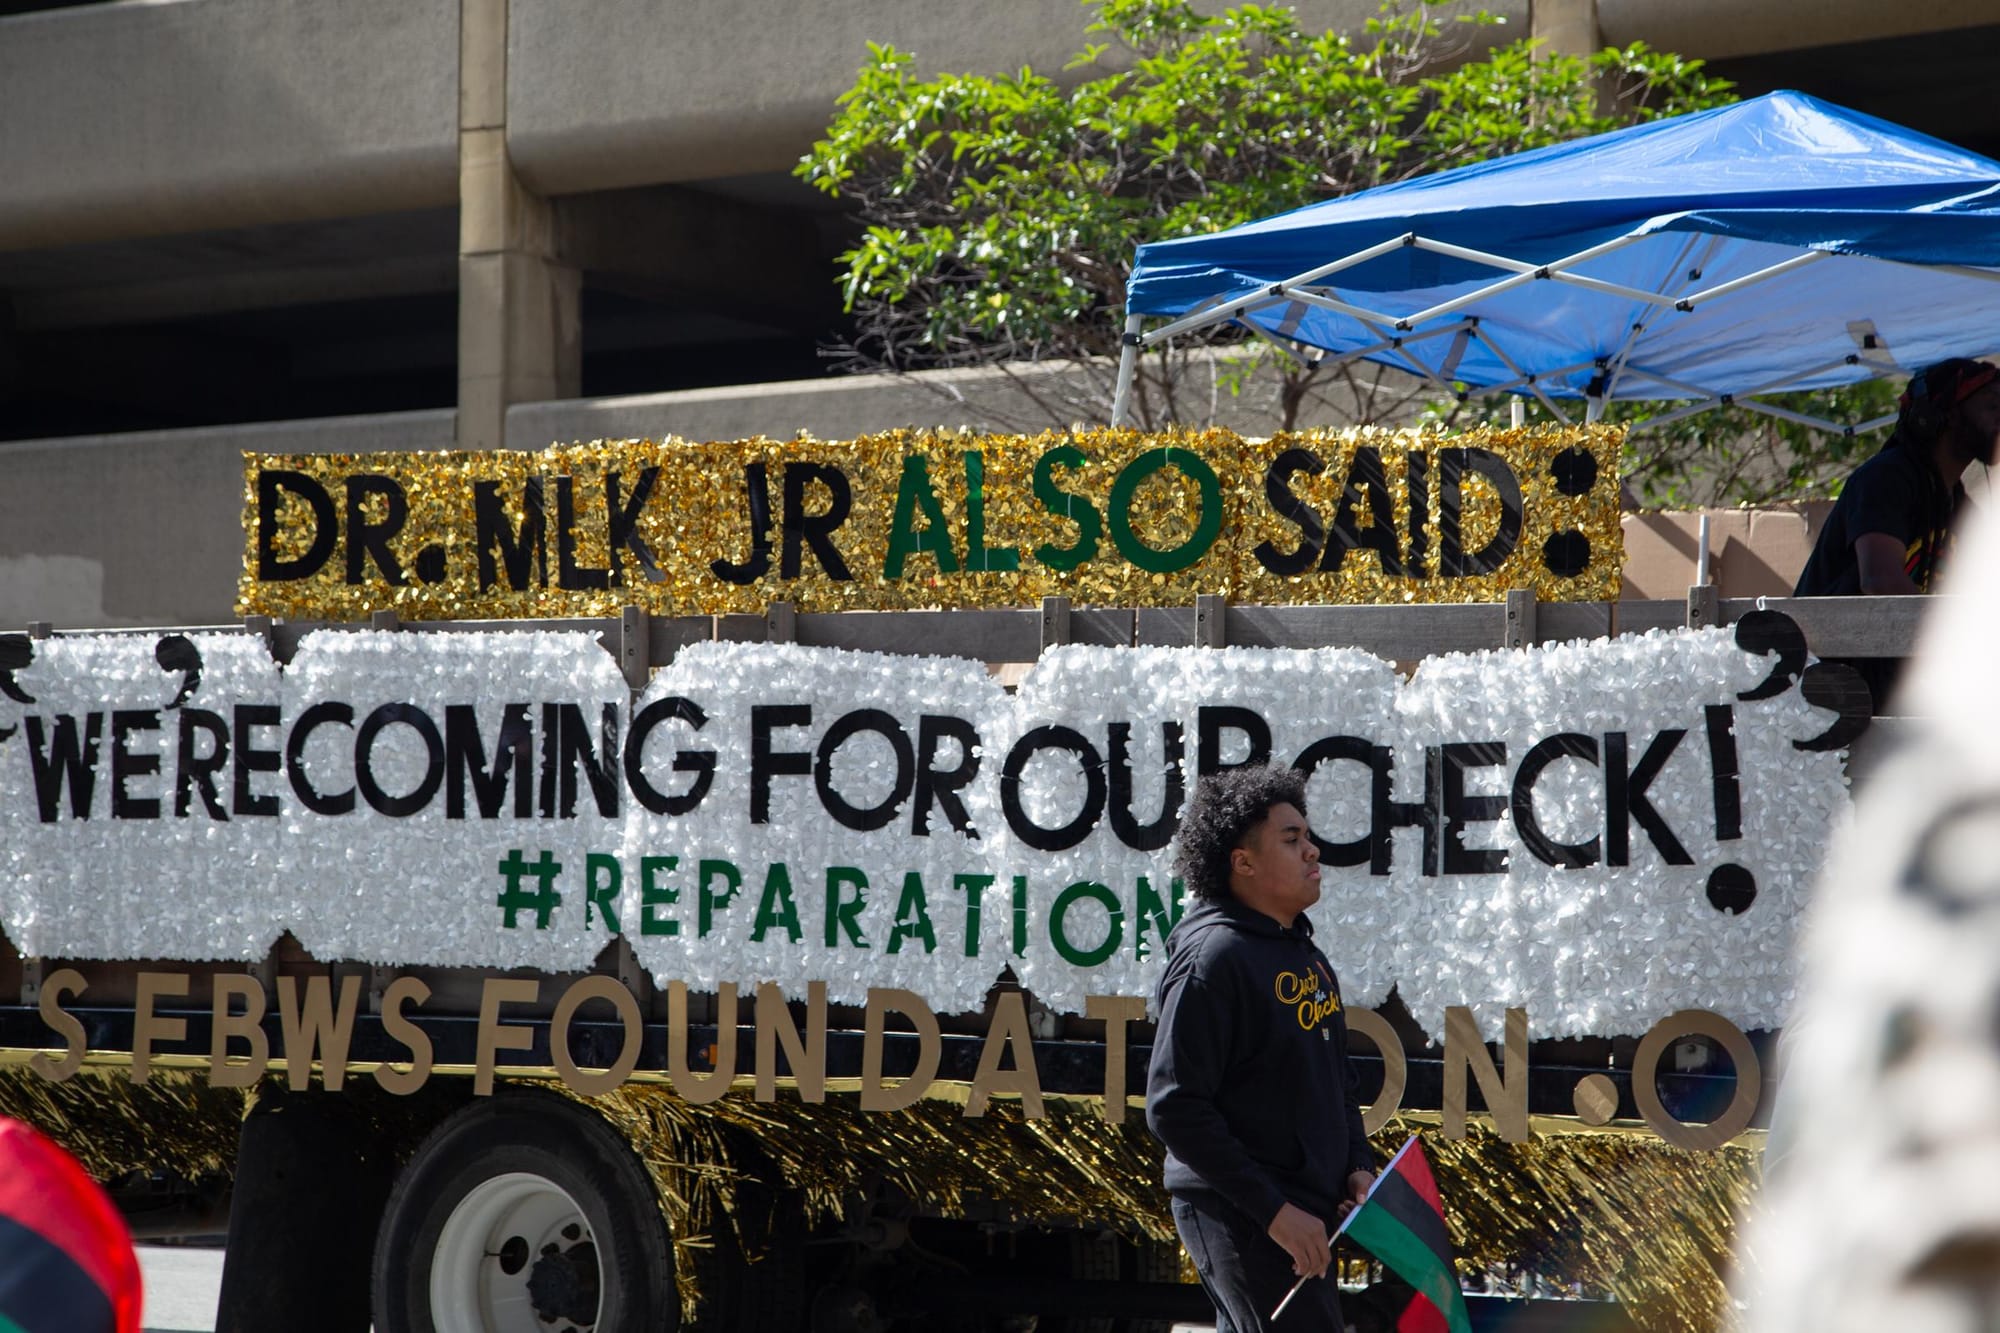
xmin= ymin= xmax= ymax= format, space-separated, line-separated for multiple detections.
xmin=0 ymin=1117 xmax=143 ymax=1333
xmin=1340 ymin=1134 xmax=1470 ymax=1333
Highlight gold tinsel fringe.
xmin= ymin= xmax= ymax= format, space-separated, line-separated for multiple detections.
xmin=0 ymin=1066 xmax=1756 ymax=1331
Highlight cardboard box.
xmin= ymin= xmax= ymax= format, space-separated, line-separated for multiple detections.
xmin=1620 ymin=504 xmax=1835 ymax=601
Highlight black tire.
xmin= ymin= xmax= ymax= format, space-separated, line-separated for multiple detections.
xmin=687 ymin=1205 xmax=809 ymax=1332
xmin=371 ymin=1089 xmax=677 ymax=1333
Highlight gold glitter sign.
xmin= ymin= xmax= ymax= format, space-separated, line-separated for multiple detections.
xmin=238 ymin=426 xmax=1621 ymax=620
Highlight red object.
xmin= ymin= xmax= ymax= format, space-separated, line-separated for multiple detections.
xmin=0 ymin=1117 xmax=143 ymax=1333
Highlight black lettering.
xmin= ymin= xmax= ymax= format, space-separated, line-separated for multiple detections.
xmin=555 ymin=476 xmax=611 ymax=591
xmin=110 ymin=710 xmax=161 ymax=820
xmin=913 ymin=714 xmax=980 ymax=838
xmin=257 ymin=470 xmax=337 ymax=581
xmin=445 ymin=703 xmax=533 ymax=819
xmin=1370 ymin=743 xmax=1440 ymax=876
xmin=1001 ymin=725 xmax=1106 ymax=853
xmin=1732 ymin=609 xmax=1807 ymax=702
xmin=1441 ymin=741 xmax=1507 ymax=874
xmin=1292 ymin=735 xmax=1375 ymax=867
xmin=606 ymin=468 xmax=665 ymax=585
xmin=1605 ymin=730 xmax=1692 ymax=866
xmin=625 ymin=697 xmax=715 ymax=816
xmin=539 ymin=702 xmax=559 ymax=817
xmin=1439 ymin=447 xmax=1523 ymax=578
xmin=781 ymin=462 xmax=854 ymax=581
xmin=1253 ymin=447 xmax=1325 ymax=576
xmin=1704 ymin=705 xmax=1741 ymax=840
xmin=1405 ymin=450 xmax=1430 ymax=578
xmin=154 ymin=635 xmax=202 ymax=711
xmin=556 ymin=703 xmax=621 ymax=818
xmin=814 ymin=709 xmax=915 ymax=832
xmin=1322 ymin=447 xmax=1405 ymax=578
xmin=286 ymin=702 xmax=356 ymax=816
xmin=711 ymin=463 xmax=774 ymax=585
xmin=174 ymin=708 xmax=230 ymax=819
xmin=344 ymin=474 xmax=410 ymax=586
xmin=750 ymin=704 xmax=813 ymax=824
xmin=1106 ymin=721 xmax=1184 ymax=852
xmin=1795 ymin=662 xmax=1873 ymax=753
xmin=1197 ymin=706 xmax=1271 ymax=776
xmin=1511 ymin=733 xmax=1600 ymax=868
xmin=474 ymin=477 xmax=548 ymax=592
xmin=232 ymin=704 xmax=282 ymax=817
xmin=26 ymin=713 xmax=103 ymax=822
xmin=355 ymin=704 xmax=445 ymax=818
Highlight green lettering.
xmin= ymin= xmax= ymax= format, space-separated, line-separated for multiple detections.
xmin=1107 ymin=446 xmax=1222 ymax=574
xmin=1032 ymin=444 xmax=1100 ymax=571
xmin=827 ymin=866 xmax=870 ymax=948
xmin=953 ymin=872 xmax=995 ymax=958
xmin=752 ymin=862 xmax=802 ymax=944
xmin=887 ymin=871 xmax=937 ymax=955
xmin=698 ymin=858 xmax=742 ymax=938
xmin=962 ymin=451 xmax=1019 ymax=573
xmin=1050 ymin=880 xmax=1122 ymax=968
xmin=1011 ymin=874 xmax=1030 ymax=958
xmin=584 ymin=852 xmax=622 ymax=933
xmin=1134 ymin=875 xmax=1184 ymax=960
xmin=883 ymin=454 xmax=959 ymax=579
xmin=640 ymin=855 xmax=680 ymax=937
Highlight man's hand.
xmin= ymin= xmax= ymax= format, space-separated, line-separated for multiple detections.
xmin=1336 ymin=1169 xmax=1375 ymax=1220
xmin=1267 ymin=1201 xmax=1331 ymax=1278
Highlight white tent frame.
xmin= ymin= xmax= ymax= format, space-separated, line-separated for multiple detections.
xmin=1104 ymin=228 xmax=2000 ymax=436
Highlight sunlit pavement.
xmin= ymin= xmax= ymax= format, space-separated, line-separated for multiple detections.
xmin=137 ymin=1244 xmax=222 ymax=1333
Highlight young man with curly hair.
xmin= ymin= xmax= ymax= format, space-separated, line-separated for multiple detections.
xmin=1145 ymin=765 xmax=1376 ymax=1332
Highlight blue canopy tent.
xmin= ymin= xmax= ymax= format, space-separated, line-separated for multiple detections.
xmin=1113 ymin=91 xmax=2000 ymax=432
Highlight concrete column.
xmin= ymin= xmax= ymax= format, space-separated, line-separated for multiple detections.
xmin=457 ymin=0 xmax=579 ymax=451
xmin=1531 ymin=0 xmax=1599 ymax=58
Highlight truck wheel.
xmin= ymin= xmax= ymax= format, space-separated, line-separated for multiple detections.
xmin=371 ymin=1091 xmax=677 ymax=1333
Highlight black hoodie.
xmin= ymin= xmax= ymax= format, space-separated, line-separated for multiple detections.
xmin=1145 ymin=895 xmax=1375 ymax=1228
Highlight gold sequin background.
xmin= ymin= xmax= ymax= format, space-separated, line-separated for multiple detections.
xmin=1 ymin=1065 xmax=1751 ymax=1330
xmin=239 ymin=427 xmax=1623 ymax=622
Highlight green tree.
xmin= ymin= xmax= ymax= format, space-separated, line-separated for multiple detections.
xmin=798 ymin=0 xmax=1734 ymax=434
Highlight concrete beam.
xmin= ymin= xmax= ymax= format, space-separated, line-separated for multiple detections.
xmin=0 ymin=0 xmax=458 ymax=253
xmin=456 ymin=1 xmax=581 ymax=451
xmin=503 ymin=0 xmax=1528 ymax=194
xmin=11 ymin=257 xmax=459 ymax=332
xmin=1597 ymin=0 xmax=1996 ymax=59
xmin=0 ymin=410 xmax=456 ymax=629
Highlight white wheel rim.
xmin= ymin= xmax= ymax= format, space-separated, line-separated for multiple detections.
xmin=429 ymin=1171 xmax=601 ymax=1333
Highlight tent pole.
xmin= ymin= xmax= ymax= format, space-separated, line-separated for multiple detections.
xmin=1585 ymin=395 xmax=1606 ymax=424
xmin=1510 ymin=398 xmax=1525 ymax=429
xmin=1111 ymin=314 xmax=1142 ymax=427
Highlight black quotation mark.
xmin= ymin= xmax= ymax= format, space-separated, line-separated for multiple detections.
xmin=1700 ymin=610 xmax=1874 ymax=916
xmin=154 ymin=634 xmax=204 ymax=711
xmin=1731 ymin=609 xmax=1872 ymax=752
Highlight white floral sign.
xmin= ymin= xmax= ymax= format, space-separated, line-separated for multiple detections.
xmin=0 ymin=624 xmax=1852 ymax=1038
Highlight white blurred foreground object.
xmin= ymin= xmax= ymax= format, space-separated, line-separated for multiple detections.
xmin=1743 ymin=504 xmax=2000 ymax=1330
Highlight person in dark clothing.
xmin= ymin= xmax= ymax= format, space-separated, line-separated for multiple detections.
xmin=1146 ymin=766 xmax=1376 ymax=1332
xmin=1794 ymin=356 xmax=2000 ymax=708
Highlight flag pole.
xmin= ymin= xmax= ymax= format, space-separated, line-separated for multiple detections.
xmin=1268 ymin=1136 xmax=1422 ymax=1322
